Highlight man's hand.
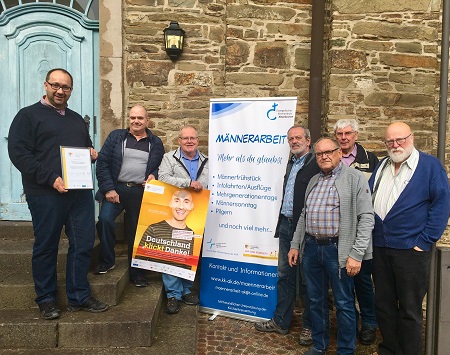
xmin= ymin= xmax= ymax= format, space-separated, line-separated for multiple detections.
xmin=190 ymin=180 xmax=203 ymax=191
xmin=105 ymin=190 xmax=120 ymax=204
xmin=90 ymin=147 xmax=98 ymax=161
xmin=143 ymin=174 xmax=156 ymax=186
xmin=288 ymin=248 xmax=299 ymax=267
xmin=413 ymin=246 xmax=423 ymax=252
xmin=53 ymin=177 xmax=68 ymax=193
xmin=346 ymin=257 xmax=361 ymax=277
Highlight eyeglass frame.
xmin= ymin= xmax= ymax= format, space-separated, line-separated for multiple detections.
xmin=335 ymin=130 xmax=357 ymax=138
xmin=178 ymin=136 xmax=199 ymax=142
xmin=315 ymin=147 xmax=340 ymax=158
xmin=384 ymin=133 xmax=412 ymax=148
xmin=46 ymin=81 xmax=73 ymax=92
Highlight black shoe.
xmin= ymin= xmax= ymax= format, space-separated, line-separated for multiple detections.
xmin=359 ymin=326 xmax=377 ymax=345
xmin=131 ymin=276 xmax=149 ymax=287
xmin=67 ymin=297 xmax=109 ymax=313
xmin=38 ymin=301 xmax=60 ymax=320
xmin=93 ymin=264 xmax=115 ymax=274
xmin=181 ymin=293 xmax=199 ymax=305
xmin=166 ymin=297 xmax=180 ymax=314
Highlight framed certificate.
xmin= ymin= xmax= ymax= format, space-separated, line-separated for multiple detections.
xmin=60 ymin=146 xmax=94 ymax=189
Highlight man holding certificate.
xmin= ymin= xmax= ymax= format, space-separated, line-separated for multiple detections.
xmin=8 ymin=68 xmax=109 ymax=320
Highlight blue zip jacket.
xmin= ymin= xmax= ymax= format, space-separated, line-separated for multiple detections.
xmin=95 ymin=128 xmax=164 ymax=201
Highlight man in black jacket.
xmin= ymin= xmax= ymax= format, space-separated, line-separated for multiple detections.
xmin=8 ymin=68 xmax=108 ymax=320
xmin=255 ymin=124 xmax=320 ymax=345
xmin=94 ymin=105 xmax=164 ymax=287
xmin=334 ymin=118 xmax=379 ymax=345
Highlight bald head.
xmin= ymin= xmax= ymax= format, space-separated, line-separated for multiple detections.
xmin=385 ymin=121 xmax=414 ymax=164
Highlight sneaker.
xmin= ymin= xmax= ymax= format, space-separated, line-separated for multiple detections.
xmin=93 ymin=264 xmax=115 ymax=275
xmin=303 ymin=348 xmax=326 ymax=355
xmin=38 ymin=301 xmax=60 ymax=320
xmin=67 ymin=297 xmax=109 ymax=313
xmin=131 ymin=276 xmax=149 ymax=287
xmin=299 ymin=327 xmax=313 ymax=346
xmin=359 ymin=326 xmax=377 ymax=345
xmin=254 ymin=318 xmax=288 ymax=335
xmin=166 ymin=297 xmax=180 ymax=314
xmin=181 ymin=293 xmax=199 ymax=305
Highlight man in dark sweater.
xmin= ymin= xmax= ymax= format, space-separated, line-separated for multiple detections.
xmin=334 ymin=119 xmax=379 ymax=345
xmin=369 ymin=122 xmax=449 ymax=355
xmin=8 ymin=68 xmax=109 ymax=320
xmin=94 ymin=105 xmax=164 ymax=287
xmin=255 ymin=124 xmax=320 ymax=345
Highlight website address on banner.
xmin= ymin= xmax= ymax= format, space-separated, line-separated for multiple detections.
xmin=217 ymin=299 xmax=267 ymax=315
xmin=211 ymin=277 xmax=275 ymax=291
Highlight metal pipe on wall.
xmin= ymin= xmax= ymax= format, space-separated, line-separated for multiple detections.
xmin=308 ymin=0 xmax=326 ymax=142
xmin=426 ymin=0 xmax=449 ymax=353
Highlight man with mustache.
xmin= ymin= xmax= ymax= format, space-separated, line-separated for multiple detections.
xmin=95 ymin=105 xmax=164 ymax=287
xmin=158 ymin=125 xmax=208 ymax=314
xmin=255 ymin=125 xmax=319 ymax=346
xmin=8 ymin=68 xmax=108 ymax=319
xmin=369 ymin=121 xmax=449 ymax=355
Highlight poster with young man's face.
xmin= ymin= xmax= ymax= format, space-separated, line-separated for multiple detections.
xmin=132 ymin=180 xmax=210 ymax=281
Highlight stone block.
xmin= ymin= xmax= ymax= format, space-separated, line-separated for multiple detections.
xmin=331 ymin=50 xmax=367 ymax=71
xmin=380 ymin=53 xmax=437 ymax=69
xmin=353 ymin=22 xmax=436 ymax=41
xmin=334 ymin=0 xmax=432 ymax=13
xmin=254 ymin=43 xmax=288 ymax=68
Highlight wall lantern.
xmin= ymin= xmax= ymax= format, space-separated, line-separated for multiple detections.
xmin=163 ymin=21 xmax=185 ymax=60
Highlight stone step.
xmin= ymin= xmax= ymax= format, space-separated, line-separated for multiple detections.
xmin=0 ymin=237 xmax=128 ymax=273
xmin=0 ymin=273 xmax=163 ymax=350
xmin=0 ymin=221 xmax=35 ymax=240
xmin=0 ymin=257 xmax=131 ymax=310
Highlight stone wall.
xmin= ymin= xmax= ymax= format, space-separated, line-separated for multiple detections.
xmin=328 ymin=0 xmax=445 ymax=161
xmin=100 ymin=0 xmax=449 ymax=175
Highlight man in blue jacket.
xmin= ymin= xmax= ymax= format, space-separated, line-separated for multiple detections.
xmin=369 ymin=121 xmax=449 ymax=355
xmin=95 ymin=105 xmax=164 ymax=287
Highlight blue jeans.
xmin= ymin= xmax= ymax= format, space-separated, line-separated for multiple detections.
xmin=273 ymin=216 xmax=311 ymax=330
xmin=354 ymin=259 xmax=377 ymax=329
xmin=27 ymin=190 xmax=95 ymax=306
xmin=96 ymin=183 xmax=145 ymax=280
xmin=303 ymin=235 xmax=356 ymax=355
xmin=373 ymin=247 xmax=430 ymax=355
xmin=162 ymin=274 xmax=193 ymax=300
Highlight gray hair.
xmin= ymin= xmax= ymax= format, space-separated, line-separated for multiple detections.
xmin=287 ymin=124 xmax=311 ymax=140
xmin=313 ymin=137 xmax=340 ymax=152
xmin=333 ymin=119 xmax=359 ymax=133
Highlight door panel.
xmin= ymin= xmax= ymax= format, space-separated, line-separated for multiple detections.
xmin=0 ymin=6 xmax=99 ymax=220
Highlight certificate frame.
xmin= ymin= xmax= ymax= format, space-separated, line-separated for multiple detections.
xmin=60 ymin=146 xmax=94 ymax=189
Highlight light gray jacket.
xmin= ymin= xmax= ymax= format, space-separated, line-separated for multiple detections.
xmin=158 ymin=148 xmax=209 ymax=188
xmin=291 ymin=163 xmax=374 ymax=268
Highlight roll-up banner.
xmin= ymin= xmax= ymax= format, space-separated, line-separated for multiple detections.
xmin=199 ymin=97 xmax=296 ymax=321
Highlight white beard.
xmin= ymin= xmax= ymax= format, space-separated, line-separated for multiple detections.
xmin=388 ymin=145 xmax=413 ymax=163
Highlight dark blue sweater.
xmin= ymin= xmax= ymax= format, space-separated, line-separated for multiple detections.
xmin=8 ymin=102 xmax=93 ymax=195
xmin=369 ymin=151 xmax=449 ymax=251
xmin=95 ymin=128 xmax=164 ymax=201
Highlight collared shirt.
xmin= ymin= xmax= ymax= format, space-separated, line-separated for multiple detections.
xmin=181 ymin=150 xmax=199 ymax=180
xmin=280 ymin=153 xmax=307 ymax=218
xmin=341 ymin=144 xmax=357 ymax=167
xmin=305 ymin=163 xmax=342 ymax=237
xmin=373 ymin=148 xmax=419 ymax=220
xmin=117 ymin=133 xmax=150 ymax=183
xmin=40 ymin=96 xmax=66 ymax=115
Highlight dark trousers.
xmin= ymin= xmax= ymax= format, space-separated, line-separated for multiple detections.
xmin=27 ymin=190 xmax=95 ymax=306
xmin=373 ymin=246 xmax=430 ymax=355
xmin=96 ymin=183 xmax=145 ymax=280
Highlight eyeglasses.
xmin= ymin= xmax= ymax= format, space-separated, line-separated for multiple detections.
xmin=384 ymin=133 xmax=412 ymax=148
xmin=179 ymin=136 xmax=198 ymax=142
xmin=335 ymin=131 xmax=356 ymax=138
xmin=46 ymin=81 xmax=72 ymax=92
xmin=315 ymin=147 xmax=340 ymax=158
